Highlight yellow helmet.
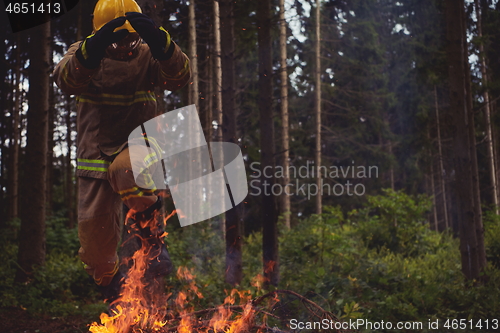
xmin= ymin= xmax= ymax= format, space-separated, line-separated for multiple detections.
xmin=93 ymin=0 xmax=142 ymax=33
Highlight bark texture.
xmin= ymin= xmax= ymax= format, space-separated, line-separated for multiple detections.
xmin=434 ymin=86 xmax=449 ymax=230
xmin=278 ymin=0 xmax=291 ymax=229
xmin=220 ymin=0 xmax=243 ymax=286
xmin=188 ymin=0 xmax=199 ymax=109
xmin=474 ymin=0 xmax=498 ymax=214
xmin=8 ymin=35 xmax=21 ymax=222
xmin=445 ymin=0 xmax=485 ymax=280
xmin=314 ymin=0 xmax=322 ymax=215
xmin=257 ymin=0 xmax=279 ymax=287
xmin=16 ymin=22 xmax=51 ymax=283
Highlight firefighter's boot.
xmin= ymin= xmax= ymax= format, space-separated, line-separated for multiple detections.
xmin=127 ymin=198 xmax=173 ymax=277
xmin=97 ymin=270 xmax=125 ymax=305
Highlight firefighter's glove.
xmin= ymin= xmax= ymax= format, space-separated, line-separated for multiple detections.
xmin=126 ymin=12 xmax=174 ymax=61
xmin=76 ymin=17 xmax=129 ymax=69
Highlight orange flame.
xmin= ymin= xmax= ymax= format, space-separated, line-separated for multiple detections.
xmin=90 ymin=210 xmax=168 ymax=333
xmin=89 ymin=210 xmax=264 ymax=333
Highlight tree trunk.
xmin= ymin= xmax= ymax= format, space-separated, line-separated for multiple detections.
xmin=46 ymin=36 xmax=55 ymax=217
xmin=475 ymin=0 xmax=498 ymax=214
xmin=434 ymin=86 xmax=449 ymax=230
xmin=462 ymin=0 xmax=486 ymax=271
xmin=445 ymin=0 xmax=484 ymax=280
xmin=0 ymin=26 xmax=8 ymax=228
xmin=214 ymin=0 xmax=226 ymax=250
xmin=8 ymin=34 xmax=21 ymax=222
xmin=185 ymin=0 xmax=199 ymax=228
xmin=388 ymin=139 xmax=395 ymax=190
xmin=257 ymin=0 xmax=279 ymax=287
xmin=15 ymin=21 xmax=51 ymax=283
xmin=220 ymin=0 xmax=242 ymax=286
xmin=214 ymin=0 xmax=223 ymax=142
xmin=206 ymin=26 xmax=213 ymax=142
xmin=428 ymin=128 xmax=438 ymax=231
xmin=314 ymin=0 xmax=322 ymax=215
xmin=278 ymin=0 xmax=291 ymax=229
xmin=188 ymin=0 xmax=199 ymax=109
xmin=491 ymin=98 xmax=500 ymax=204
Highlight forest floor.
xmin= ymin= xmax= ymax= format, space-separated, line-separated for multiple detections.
xmin=0 ymin=307 xmax=92 ymax=333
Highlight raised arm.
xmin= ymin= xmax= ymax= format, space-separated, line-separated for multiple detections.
xmin=53 ymin=42 xmax=98 ymax=95
xmin=126 ymin=12 xmax=191 ymax=91
xmin=151 ymin=42 xmax=191 ymax=91
xmin=54 ymin=17 xmax=130 ymax=95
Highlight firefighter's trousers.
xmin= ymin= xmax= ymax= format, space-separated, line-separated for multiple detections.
xmin=77 ymin=147 xmax=158 ymax=286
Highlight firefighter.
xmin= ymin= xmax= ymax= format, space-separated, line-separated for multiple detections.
xmin=53 ymin=0 xmax=190 ymax=302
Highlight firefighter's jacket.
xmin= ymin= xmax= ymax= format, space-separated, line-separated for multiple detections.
xmin=53 ymin=41 xmax=190 ymax=179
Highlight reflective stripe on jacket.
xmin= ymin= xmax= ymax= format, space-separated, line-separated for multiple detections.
xmin=53 ymin=41 xmax=190 ymax=179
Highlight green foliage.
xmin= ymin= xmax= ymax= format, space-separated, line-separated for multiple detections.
xmin=483 ymin=208 xmax=500 ymax=269
xmin=3 ymin=190 xmax=500 ymax=331
xmin=159 ymin=191 xmax=500 ymax=328
xmin=274 ymin=191 xmax=500 ymax=328
xmin=5 ymin=251 xmax=104 ymax=318
xmin=0 ymin=218 xmax=104 ymax=320
xmin=349 ymin=189 xmax=440 ymax=257
xmin=45 ymin=216 xmax=80 ymax=255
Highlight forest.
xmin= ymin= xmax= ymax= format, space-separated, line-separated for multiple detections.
xmin=1 ymin=0 xmax=500 ymax=332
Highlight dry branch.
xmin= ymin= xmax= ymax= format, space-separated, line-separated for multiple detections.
xmin=158 ymin=289 xmax=358 ymax=333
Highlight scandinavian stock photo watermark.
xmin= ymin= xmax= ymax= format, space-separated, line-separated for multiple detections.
xmin=249 ymin=161 xmax=379 ymax=199
xmin=128 ymin=105 xmax=379 ymax=226
xmin=128 ymin=105 xmax=248 ymax=227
